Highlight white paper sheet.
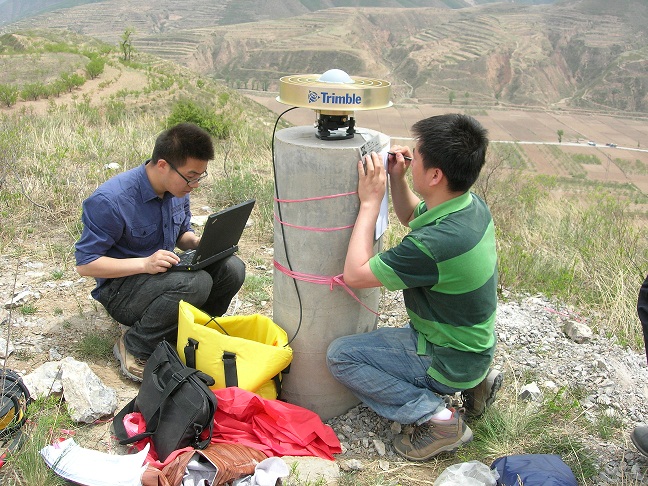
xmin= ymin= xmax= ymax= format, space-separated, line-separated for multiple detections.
xmin=356 ymin=130 xmax=390 ymax=240
xmin=375 ymin=150 xmax=390 ymax=240
xmin=40 ymin=438 xmax=149 ymax=486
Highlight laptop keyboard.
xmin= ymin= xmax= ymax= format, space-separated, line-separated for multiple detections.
xmin=177 ymin=250 xmax=195 ymax=265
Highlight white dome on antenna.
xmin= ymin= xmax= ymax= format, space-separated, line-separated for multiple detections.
xmin=318 ymin=69 xmax=354 ymax=84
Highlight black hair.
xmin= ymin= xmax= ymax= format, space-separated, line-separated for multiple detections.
xmin=151 ymin=122 xmax=214 ymax=167
xmin=411 ymin=114 xmax=489 ymax=193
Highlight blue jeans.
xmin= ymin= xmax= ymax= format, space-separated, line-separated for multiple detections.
xmin=97 ymin=256 xmax=245 ymax=359
xmin=327 ymin=327 xmax=461 ymax=425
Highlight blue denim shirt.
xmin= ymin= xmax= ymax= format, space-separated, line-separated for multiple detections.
xmin=75 ymin=163 xmax=193 ymax=298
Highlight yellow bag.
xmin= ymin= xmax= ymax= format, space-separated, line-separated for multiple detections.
xmin=177 ymin=300 xmax=293 ymax=399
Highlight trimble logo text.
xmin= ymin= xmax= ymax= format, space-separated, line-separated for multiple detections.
xmin=308 ymin=91 xmax=362 ymax=105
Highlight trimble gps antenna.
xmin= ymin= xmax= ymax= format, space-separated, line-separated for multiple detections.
xmin=277 ymin=69 xmax=392 ymax=140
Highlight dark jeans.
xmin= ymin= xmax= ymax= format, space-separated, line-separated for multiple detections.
xmin=97 ymin=255 xmax=245 ymax=359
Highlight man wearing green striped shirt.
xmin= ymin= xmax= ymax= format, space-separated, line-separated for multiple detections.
xmin=327 ymin=114 xmax=502 ymax=461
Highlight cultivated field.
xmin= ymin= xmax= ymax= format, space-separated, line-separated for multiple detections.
xmin=245 ymin=90 xmax=648 ymax=198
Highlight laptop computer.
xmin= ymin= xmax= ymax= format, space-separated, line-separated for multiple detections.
xmin=169 ymin=199 xmax=255 ymax=271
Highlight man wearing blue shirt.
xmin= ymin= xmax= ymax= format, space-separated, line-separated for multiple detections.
xmin=75 ymin=122 xmax=245 ymax=382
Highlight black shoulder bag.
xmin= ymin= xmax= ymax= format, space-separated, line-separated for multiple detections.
xmin=113 ymin=340 xmax=217 ymax=461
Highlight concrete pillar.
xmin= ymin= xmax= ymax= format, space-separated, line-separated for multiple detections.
xmin=273 ymin=126 xmax=387 ymax=421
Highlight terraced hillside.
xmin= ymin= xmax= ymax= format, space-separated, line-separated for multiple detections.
xmin=3 ymin=0 xmax=648 ymax=114
xmin=0 ymin=0 xmax=558 ymax=27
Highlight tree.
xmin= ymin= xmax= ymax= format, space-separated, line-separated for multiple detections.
xmin=60 ymin=72 xmax=86 ymax=93
xmin=21 ymin=82 xmax=45 ymax=101
xmin=557 ymin=129 xmax=564 ymax=143
xmin=0 ymin=84 xmax=18 ymax=107
xmin=85 ymin=58 xmax=105 ymax=79
xmin=48 ymin=78 xmax=67 ymax=97
xmin=120 ymin=28 xmax=135 ymax=62
xmin=217 ymin=92 xmax=229 ymax=107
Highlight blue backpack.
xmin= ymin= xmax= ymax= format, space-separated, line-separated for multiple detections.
xmin=491 ymin=454 xmax=578 ymax=486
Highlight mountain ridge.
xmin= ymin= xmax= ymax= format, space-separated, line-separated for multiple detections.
xmin=0 ymin=0 xmax=557 ymax=27
xmin=2 ymin=0 xmax=648 ymax=113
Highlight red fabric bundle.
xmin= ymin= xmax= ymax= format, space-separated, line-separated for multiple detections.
xmin=211 ymin=387 xmax=341 ymax=460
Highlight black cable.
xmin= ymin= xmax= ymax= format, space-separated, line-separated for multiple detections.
xmin=205 ymin=316 xmax=229 ymax=336
xmin=270 ymin=107 xmax=303 ymax=345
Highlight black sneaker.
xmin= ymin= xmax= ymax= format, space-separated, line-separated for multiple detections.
xmin=463 ymin=369 xmax=503 ymax=417
xmin=632 ymin=425 xmax=648 ymax=457
xmin=392 ymin=408 xmax=473 ymax=461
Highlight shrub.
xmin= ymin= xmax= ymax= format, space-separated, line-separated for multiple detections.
xmin=21 ymin=82 xmax=47 ymax=101
xmin=167 ymin=99 xmax=234 ymax=139
xmin=85 ymin=57 xmax=105 ymax=79
xmin=60 ymin=72 xmax=86 ymax=93
xmin=0 ymin=83 xmax=18 ymax=106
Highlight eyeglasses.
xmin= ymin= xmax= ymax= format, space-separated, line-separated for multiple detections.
xmin=166 ymin=161 xmax=208 ymax=186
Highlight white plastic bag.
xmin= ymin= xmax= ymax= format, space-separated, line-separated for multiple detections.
xmin=433 ymin=460 xmax=499 ymax=486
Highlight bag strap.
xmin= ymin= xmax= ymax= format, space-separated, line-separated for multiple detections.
xmin=185 ymin=338 xmax=199 ymax=369
xmin=272 ymin=374 xmax=283 ymax=400
xmin=194 ymin=426 xmax=212 ymax=451
xmin=271 ymin=363 xmax=291 ymax=400
xmin=183 ymin=339 xmax=216 ymax=386
xmin=185 ymin=338 xmax=286 ymax=398
xmin=222 ymin=351 xmax=238 ymax=387
xmin=113 ymin=368 xmax=198 ymax=446
xmin=186 ymin=328 xmax=237 ymax=389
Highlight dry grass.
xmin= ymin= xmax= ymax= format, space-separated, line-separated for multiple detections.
xmin=1 ymin=30 xmax=647 ymax=485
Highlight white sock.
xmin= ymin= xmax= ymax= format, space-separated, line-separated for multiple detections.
xmin=430 ymin=407 xmax=452 ymax=421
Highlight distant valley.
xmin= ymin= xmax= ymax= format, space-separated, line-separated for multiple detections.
xmin=0 ymin=0 xmax=556 ymax=27
xmin=2 ymin=0 xmax=648 ymax=115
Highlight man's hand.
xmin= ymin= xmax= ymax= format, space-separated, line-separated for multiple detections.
xmin=387 ymin=145 xmax=412 ymax=179
xmin=342 ymin=151 xmax=386 ymax=289
xmin=77 ymin=251 xmax=180 ymax=279
xmin=143 ymin=249 xmax=180 ymax=274
xmin=358 ymin=151 xmax=387 ymax=208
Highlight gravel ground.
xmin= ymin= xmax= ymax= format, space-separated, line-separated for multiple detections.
xmin=3 ymin=258 xmax=648 ymax=484
xmin=325 ymin=290 xmax=648 ymax=485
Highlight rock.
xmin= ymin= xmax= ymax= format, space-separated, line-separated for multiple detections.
xmin=519 ymin=382 xmax=542 ymax=401
xmin=542 ymin=380 xmax=558 ymax=392
xmin=22 ymin=361 xmax=65 ymax=398
xmin=60 ymin=357 xmax=117 ymax=423
xmin=191 ymin=215 xmax=209 ymax=226
xmin=339 ymin=459 xmax=363 ymax=471
xmin=564 ymin=320 xmax=593 ymax=343
xmin=0 ymin=338 xmax=14 ymax=358
xmin=22 ymin=357 xmax=117 ymax=423
xmin=3 ymin=290 xmax=34 ymax=309
xmin=373 ymin=439 xmax=386 ymax=456
xmin=49 ymin=347 xmax=63 ymax=361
